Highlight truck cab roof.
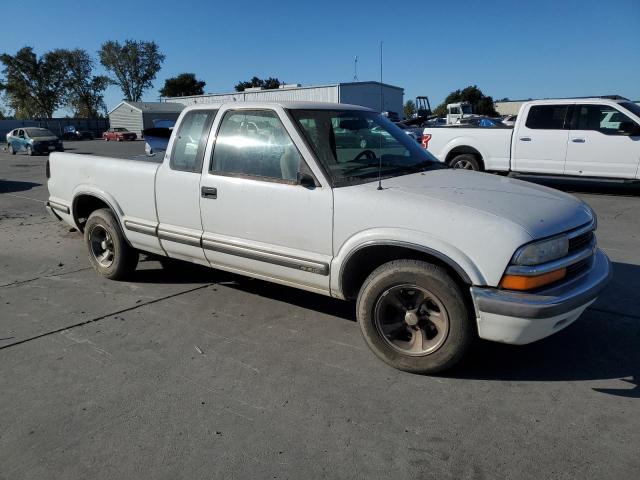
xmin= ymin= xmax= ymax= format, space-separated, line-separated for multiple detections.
xmin=180 ymin=101 xmax=374 ymax=113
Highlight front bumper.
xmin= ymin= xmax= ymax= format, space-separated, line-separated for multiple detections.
xmin=471 ymin=249 xmax=612 ymax=344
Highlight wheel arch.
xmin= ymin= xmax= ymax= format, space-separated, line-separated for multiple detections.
xmin=337 ymin=241 xmax=474 ymax=301
xmin=444 ymin=143 xmax=485 ymax=170
xmin=71 ymin=189 xmax=125 ymax=234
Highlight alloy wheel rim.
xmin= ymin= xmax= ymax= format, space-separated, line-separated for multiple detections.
xmin=374 ymin=284 xmax=450 ymax=356
xmin=89 ymin=224 xmax=115 ymax=268
xmin=453 ymin=159 xmax=474 ymax=170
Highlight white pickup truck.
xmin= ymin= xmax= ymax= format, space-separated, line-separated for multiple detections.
xmin=422 ymin=98 xmax=640 ymax=180
xmin=46 ymin=101 xmax=611 ymax=373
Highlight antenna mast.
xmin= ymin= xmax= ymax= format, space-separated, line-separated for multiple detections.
xmin=377 ymin=41 xmax=384 ymax=191
xmin=353 ymin=56 xmax=358 ymax=81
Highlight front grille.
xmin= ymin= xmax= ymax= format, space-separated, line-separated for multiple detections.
xmin=566 ymin=256 xmax=591 ymax=277
xmin=569 ymin=231 xmax=593 ymax=253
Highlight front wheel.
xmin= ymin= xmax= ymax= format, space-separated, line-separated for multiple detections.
xmin=26 ymin=145 xmax=34 ymax=156
xmin=9 ymin=144 xmax=16 ymax=155
xmin=356 ymin=260 xmax=474 ymax=374
xmin=84 ymin=208 xmax=139 ymax=280
xmin=450 ymin=154 xmax=480 ymax=171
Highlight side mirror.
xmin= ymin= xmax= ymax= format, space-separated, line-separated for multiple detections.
xmin=619 ymin=121 xmax=640 ymax=136
xmin=297 ymin=172 xmax=317 ymax=189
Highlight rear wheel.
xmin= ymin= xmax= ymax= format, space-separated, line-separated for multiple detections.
xmin=356 ymin=260 xmax=474 ymax=374
xmin=450 ymin=154 xmax=480 ymax=171
xmin=9 ymin=144 xmax=16 ymax=155
xmin=84 ymin=208 xmax=139 ymax=280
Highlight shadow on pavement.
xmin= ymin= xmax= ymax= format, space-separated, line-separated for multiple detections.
xmin=0 ymin=179 xmax=42 ymax=194
xmin=130 ymin=256 xmax=638 ymax=392
xmin=449 ymin=261 xmax=639 ymax=396
xmin=131 ymin=257 xmax=356 ymax=321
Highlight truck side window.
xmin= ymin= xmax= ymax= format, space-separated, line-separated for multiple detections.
xmin=525 ymin=105 xmax=569 ymax=130
xmin=170 ymin=110 xmax=216 ymax=172
xmin=210 ymin=110 xmax=309 ymax=183
xmin=571 ymin=104 xmax=635 ymax=135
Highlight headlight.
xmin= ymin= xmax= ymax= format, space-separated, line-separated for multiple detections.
xmin=512 ymin=235 xmax=568 ymax=266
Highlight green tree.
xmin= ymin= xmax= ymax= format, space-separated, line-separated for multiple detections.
xmin=234 ymin=76 xmax=282 ymax=92
xmin=433 ymin=85 xmax=499 ymax=117
xmin=0 ymin=47 xmax=67 ymax=118
xmin=404 ymin=99 xmax=416 ymax=119
xmin=59 ymin=49 xmax=110 ymax=117
xmin=99 ymin=40 xmax=165 ymax=102
xmin=159 ymin=73 xmax=206 ymax=97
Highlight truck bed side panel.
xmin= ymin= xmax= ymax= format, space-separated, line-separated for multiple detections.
xmin=47 ymin=153 xmax=164 ymax=254
xmin=423 ymin=127 xmax=513 ymax=171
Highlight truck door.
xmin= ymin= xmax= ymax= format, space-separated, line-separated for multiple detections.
xmin=155 ymin=109 xmax=217 ymax=265
xmin=564 ymin=104 xmax=640 ymax=179
xmin=512 ymin=104 xmax=571 ymax=174
xmin=198 ymin=107 xmax=333 ymax=294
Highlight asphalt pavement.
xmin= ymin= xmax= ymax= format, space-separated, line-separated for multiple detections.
xmin=1 ymin=140 xmax=639 ymax=479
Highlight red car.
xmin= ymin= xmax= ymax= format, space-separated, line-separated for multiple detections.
xmin=102 ymin=128 xmax=137 ymax=141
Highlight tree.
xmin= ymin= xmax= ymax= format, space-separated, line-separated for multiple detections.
xmin=99 ymin=40 xmax=165 ymax=102
xmin=433 ymin=85 xmax=499 ymax=117
xmin=403 ymin=100 xmax=416 ymax=119
xmin=0 ymin=47 xmax=67 ymax=118
xmin=159 ymin=73 xmax=206 ymax=97
xmin=234 ymin=76 xmax=282 ymax=92
xmin=58 ymin=49 xmax=109 ymax=117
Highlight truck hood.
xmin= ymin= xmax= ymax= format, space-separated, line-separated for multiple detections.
xmin=361 ymin=169 xmax=593 ymax=239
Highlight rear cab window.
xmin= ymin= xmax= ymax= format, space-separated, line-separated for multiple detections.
xmin=170 ymin=109 xmax=217 ymax=172
xmin=525 ymin=105 xmax=570 ymax=129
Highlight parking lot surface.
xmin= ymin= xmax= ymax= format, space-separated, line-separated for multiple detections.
xmin=1 ymin=140 xmax=639 ymax=479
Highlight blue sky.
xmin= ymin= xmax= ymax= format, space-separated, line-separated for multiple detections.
xmin=2 ymin=0 xmax=639 ymax=115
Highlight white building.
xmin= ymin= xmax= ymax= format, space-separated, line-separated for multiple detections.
xmin=162 ymin=82 xmax=404 ymax=119
xmin=108 ymin=101 xmax=185 ymax=137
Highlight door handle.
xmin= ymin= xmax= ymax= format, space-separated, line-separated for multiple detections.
xmin=201 ymin=186 xmax=217 ymax=199
xmin=572 ymin=138 xmax=585 ymax=143
xmin=519 ymin=137 xmax=531 ymax=141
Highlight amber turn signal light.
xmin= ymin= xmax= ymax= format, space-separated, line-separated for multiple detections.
xmin=499 ymin=268 xmax=567 ymax=291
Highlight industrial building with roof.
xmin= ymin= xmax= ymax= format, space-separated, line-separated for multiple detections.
xmin=107 ymin=101 xmax=186 ymax=137
xmin=161 ymin=81 xmax=404 ymax=120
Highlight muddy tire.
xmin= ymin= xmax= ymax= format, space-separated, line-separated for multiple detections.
xmin=84 ymin=208 xmax=138 ymax=280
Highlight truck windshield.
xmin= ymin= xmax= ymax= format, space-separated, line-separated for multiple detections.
xmin=24 ymin=128 xmax=54 ymax=138
xmin=290 ymin=109 xmax=442 ymax=187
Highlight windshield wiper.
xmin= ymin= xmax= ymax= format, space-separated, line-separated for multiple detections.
xmin=393 ymin=161 xmax=442 ymax=173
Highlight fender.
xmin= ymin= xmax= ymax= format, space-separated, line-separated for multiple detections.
xmin=330 ymin=228 xmax=487 ymax=298
xmin=72 ymin=184 xmax=125 ymax=227
xmin=441 ymin=136 xmax=488 ymax=165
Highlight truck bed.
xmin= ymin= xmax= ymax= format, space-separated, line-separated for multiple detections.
xmin=47 ymin=152 xmax=161 ymax=229
xmin=423 ymin=126 xmax=513 ymax=171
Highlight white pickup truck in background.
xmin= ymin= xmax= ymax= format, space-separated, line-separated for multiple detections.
xmin=422 ymin=98 xmax=640 ymax=180
xmin=46 ymin=101 xmax=611 ymax=374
